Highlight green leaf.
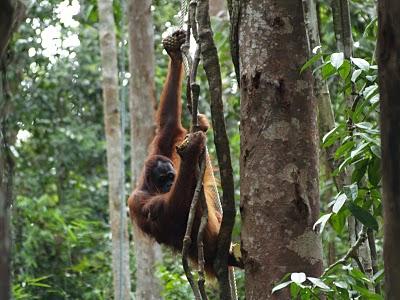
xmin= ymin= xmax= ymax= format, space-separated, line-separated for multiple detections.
xmin=322 ymin=124 xmax=344 ymax=147
xmin=368 ymin=156 xmax=381 ymax=186
xmin=301 ymin=53 xmax=323 ymax=73
xmin=355 ymin=122 xmax=380 ymax=134
xmin=331 ymin=52 xmax=344 ymax=69
xmin=335 ymin=140 xmax=355 ymax=159
xmin=321 ymin=62 xmax=337 ymax=79
xmin=350 ymin=142 xmax=370 ymax=159
xmin=337 ymin=156 xmax=353 ymax=174
xmin=352 ymin=159 xmax=369 ymax=183
xmin=348 ymin=202 xmax=379 ymax=231
xmin=330 ymin=211 xmax=347 ymax=234
xmin=29 ymin=282 xmax=51 ymax=288
xmin=354 ymin=132 xmax=381 ymax=147
xmin=272 ymin=281 xmax=292 ymax=294
xmin=338 ymin=60 xmax=351 ymax=80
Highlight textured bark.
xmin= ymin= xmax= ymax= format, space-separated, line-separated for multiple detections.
xmin=378 ymin=1 xmax=400 ymax=299
xmin=239 ymin=1 xmax=323 ymax=299
xmin=127 ymin=0 xmax=162 ymax=299
xmin=331 ymin=0 xmax=353 ymax=58
xmin=98 ymin=1 xmax=131 ymax=299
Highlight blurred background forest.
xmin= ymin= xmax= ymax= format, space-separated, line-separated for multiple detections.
xmin=2 ymin=0 xmax=385 ymax=298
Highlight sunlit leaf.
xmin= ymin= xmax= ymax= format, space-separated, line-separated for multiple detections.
xmin=313 ymin=213 xmax=332 ymax=233
xmin=331 ymin=52 xmax=344 ymax=69
xmin=332 ymin=194 xmax=347 ymax=213
xmin=350 ymin=142 xmax=370 ymax=159
xmin=307 ymin=277 xmax=331 ymax=290
xmin=322 ymin=124 xmax=344 ymax=147
xmin=351 ymin=69 xmax=362 ymax=82
xmin=351 ymin=57 xmax=370 ymax=71
xmin=272 ymin=281 xmax=292 ymax=294
xmin=312 ymin=45 xmax=322 ymax=54
xmin=291 ymin=272 xmax=306 ymax=284
xmin=333 ymin=281 xmax=348 ymax=289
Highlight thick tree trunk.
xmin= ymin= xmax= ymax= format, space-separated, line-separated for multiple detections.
xmin=239 ymin=1 xmax=323 ymax=298
xmin=98 ymin=1 xmax=131 ymax=299
xmin=378 ymin=1 xmax=400 ymax=299
xmin=127 ymin=0 xmax=162 ymax=299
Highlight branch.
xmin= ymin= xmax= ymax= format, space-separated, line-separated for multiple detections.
xmin=196 ymin=0 xmax=236 ymax=298
xmin=197 ymin=188 xmax=209 ymax=300
xmin=322 ymin=227 xmax=368 ymax=277
xmin=226 ymin=0 xmax=240 ymax=85
xmin=182 ymin=152 xmax=207 ymax=300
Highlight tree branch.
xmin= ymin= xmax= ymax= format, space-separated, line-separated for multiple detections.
xmin=322 ymin=227 xmax=368 ymax=277
xmin=196 ymin=0 xmax=236 ymax=298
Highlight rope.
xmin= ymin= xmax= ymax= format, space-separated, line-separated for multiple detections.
xmin=117 ymin=0 xmax=127 ymax=298
xmin=179 ymin=0 xmax=188 ymax=29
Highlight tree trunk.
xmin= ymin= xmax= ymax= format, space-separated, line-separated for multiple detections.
xmin=0 ymin=1 xmax=24 ymax=299
xmin=239 ymin=1 xmax=323 ymax=298
xmin=98 ymin=1 xmax=131 ymax=299
xmin=378 ymin=1 xmax=400 ymax=299
xmin=127 ymin=1 xmax=162 ymax=299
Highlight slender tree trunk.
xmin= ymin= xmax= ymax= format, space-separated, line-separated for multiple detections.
xmin=239 ymin=1 xmax=323 ymax=298
xmin=127 ymin=1 xmax=162 ymax=299
xmin=0 ymin=94 xmax=14 ymax=300
xmin=331 ymin=0 xmax=374 ymax=283
xmin=0 ymin=1 xmax=24 ymax=299
xmin=378 ymin=1 xmax=400 ymax=298
xmin=98 ymin=1 xmax=131 ymax=299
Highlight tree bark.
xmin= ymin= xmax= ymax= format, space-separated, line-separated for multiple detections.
xmin=378 ymin=1 xmax=400 ymax=299
xmin=127 ymin=0 xmax=162 ymax=299
xmin=239 ymin=1 xmax=323 ymax=298
xmin=98 ymin=1 xmax=131 ymax=299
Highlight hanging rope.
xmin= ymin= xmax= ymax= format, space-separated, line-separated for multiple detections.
xmin=117 ymin=0 xmax=128 ymax=298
